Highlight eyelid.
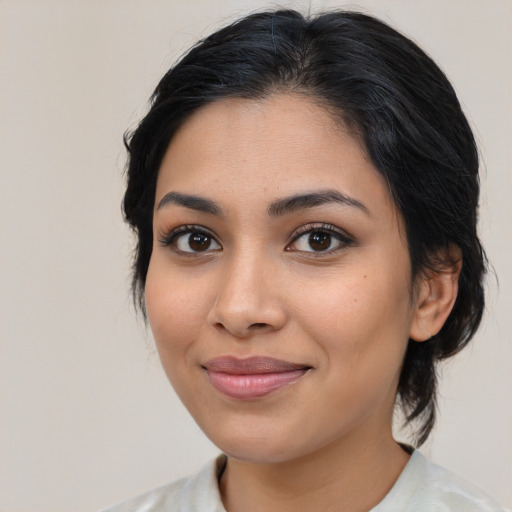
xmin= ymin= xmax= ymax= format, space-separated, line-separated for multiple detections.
xmin=286 ymin=223 xmax=354 ymax=253
xmin=158 ymin=224 xmax=222 ymax=253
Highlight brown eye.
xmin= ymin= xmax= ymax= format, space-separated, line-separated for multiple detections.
xmin=188 ymin=233 xmax=211 ymax=251
xmin=288 ymin=225 xmax=352 ymax=254
xmin=172 ymin=229 xmax=222 ymax=253
xmin=308 ymin=232 xmax=331 ymax=251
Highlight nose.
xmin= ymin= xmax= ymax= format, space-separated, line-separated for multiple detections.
xmin=206 ymin=251 xmax=287 ymax=338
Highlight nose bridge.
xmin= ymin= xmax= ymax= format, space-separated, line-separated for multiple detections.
xmin=208 ymin=242 xmax=286 ymax=336
xmin=224 ymin=245 xmax=263 ymax=297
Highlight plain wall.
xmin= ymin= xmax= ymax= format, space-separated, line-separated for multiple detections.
xmin=0 ymin=1 xmax=510 ymax=510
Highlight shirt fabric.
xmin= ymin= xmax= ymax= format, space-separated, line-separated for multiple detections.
xmin=102 ymin=450 xmax=505 ymax=511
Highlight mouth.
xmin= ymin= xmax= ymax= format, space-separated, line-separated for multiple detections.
xmin=202 ymin=356 xmax=312 ymax=400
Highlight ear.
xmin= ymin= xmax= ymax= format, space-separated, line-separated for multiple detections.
xmin=409 ymin=248 xmax=462 ymax=342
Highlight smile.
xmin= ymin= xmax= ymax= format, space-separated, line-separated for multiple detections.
xmin=202 ymin=356 xmax=311 ymax=400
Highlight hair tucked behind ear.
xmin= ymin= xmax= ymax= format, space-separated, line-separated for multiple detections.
xmin=123 ymin=9 xmax=486 ymax=445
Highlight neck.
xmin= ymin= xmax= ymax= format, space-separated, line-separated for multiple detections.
xmin=219 ymin=427 xmax=410 ymax=512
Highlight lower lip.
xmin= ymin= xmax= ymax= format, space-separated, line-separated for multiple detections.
xmin=206 ymin=369 xmax=309 ymax=399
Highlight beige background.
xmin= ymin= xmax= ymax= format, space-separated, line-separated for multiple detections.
xmin=0 ymin=1 xmax=510 ymax=511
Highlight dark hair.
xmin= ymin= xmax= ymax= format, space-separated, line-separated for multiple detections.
xmin=123 ymin=9 xmax=486 ymax=446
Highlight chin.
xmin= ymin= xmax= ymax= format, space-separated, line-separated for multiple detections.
xmin=220 ymin=442 xmax=299 ymax=465
xmin=211 ymin=426 xmax=346 ymax=466
xmin=201 ymin=422 xmax=305 ymax=464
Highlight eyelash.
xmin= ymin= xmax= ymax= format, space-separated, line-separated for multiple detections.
xmin=158 ymin=224 xmax=219 ymax=255
xmin=287 ymin=223 xmax=354 ymax=255
xmin=158 ymin=223 xmax=354 ymax=256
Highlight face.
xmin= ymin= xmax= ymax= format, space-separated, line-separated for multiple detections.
xmin=145 ymin=94 xmax=420 ymax=464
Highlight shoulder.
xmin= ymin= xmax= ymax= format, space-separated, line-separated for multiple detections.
xmin=100 ymin=455 xmax=227 ymax=512
xmin=373 ymin=450 xmax=505 ymax=512
xmin=100 ymin=476 xmax=189 ymax=512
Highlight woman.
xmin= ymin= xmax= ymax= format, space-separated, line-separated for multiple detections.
xmin=104 ymin=9 xmax=504 ymax=511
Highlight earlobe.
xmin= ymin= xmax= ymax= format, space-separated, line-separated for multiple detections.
xmin=409 ymin=253 xmax=462 ymax=342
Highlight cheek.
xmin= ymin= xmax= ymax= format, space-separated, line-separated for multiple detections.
xmin=145 ymin=259 xmax=211 ymax=354
xmin=291 ymin=266 xmax=412 ymax=370
xmin=144 ymin=260 xmax=217 ymax=405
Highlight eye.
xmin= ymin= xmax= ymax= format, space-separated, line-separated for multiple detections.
xmin=287 ymin=224 xmax=353 ymax=253
xmin=160 ymin=226 xmax=222 ymax=254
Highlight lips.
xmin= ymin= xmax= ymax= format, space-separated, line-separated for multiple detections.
xmin=202 ymin=356 xmax=311 ymax=400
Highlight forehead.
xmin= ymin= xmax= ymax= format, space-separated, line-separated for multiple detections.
xmin=155 ymin=94 xmax=395 ymax=219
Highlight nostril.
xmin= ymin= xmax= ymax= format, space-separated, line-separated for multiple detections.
xmin=250 ymin=322 xmax=268 ymax=329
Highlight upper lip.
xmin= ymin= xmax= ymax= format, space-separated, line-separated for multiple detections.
xmin=202 ymin=356 xmax=310 ymax=375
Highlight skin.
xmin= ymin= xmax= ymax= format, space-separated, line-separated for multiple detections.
xmin=145 ymin=94 xmax=459 ymax=512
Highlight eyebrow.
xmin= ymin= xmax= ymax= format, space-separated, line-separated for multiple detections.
xmin=267 ymin=189 xmax=370 ymax=217
xmin=156 ymin=189 xmax=369 ymax=217
xmin=156 ymin=192 xmax=222 ymax=215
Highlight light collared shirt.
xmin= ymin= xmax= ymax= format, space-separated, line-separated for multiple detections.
xmin=102 ymin=451 xmax=505 ymax=511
